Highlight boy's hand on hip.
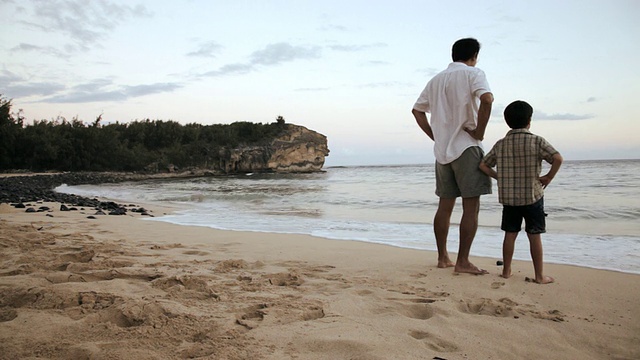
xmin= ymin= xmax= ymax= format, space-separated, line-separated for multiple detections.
xmin=539 ymin=175 xmax=553 ymax=188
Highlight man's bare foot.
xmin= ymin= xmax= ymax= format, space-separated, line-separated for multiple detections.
xmin=500 ymin=272 xmax=512 ymax=279
xmin=525 ymin=276 xmax=555 ymax=284
xmin=438 ymin=260 xmax=455 ymax=268
xmin=454 ymin=263 xmax=489 ymax=275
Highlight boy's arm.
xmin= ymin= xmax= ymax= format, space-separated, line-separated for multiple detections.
xmin=539 ymin=153 xmax=563 ymax=188
xmin=412 ymin=108 xmax=434 ymax=141
xmin=479 ymin=160 xmax=497 ymax=180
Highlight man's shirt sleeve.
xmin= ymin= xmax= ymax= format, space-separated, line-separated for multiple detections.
xmin=471 ymin=69 xmax=491 ymax=98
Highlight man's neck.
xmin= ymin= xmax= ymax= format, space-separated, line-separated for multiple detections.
xmin=456 ymin=54 xmax=478 ymax=67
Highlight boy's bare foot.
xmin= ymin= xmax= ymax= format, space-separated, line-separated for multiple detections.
xmin=454 ymin=263 xmax=489 ymax=275
xmin=500 ymin=272 xmax=512 ymax=279
xmin=525 ymin=276 xmax=555 ymax=284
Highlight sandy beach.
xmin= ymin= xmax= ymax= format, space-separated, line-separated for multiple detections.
xmin=0 ymin=200 xmax=638 ymax=360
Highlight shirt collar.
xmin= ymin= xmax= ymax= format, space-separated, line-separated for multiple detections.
xmin=507 ymin=128 xmax=531 ymax=135
xmin=448 ymin=62 xmax=469 ymax=69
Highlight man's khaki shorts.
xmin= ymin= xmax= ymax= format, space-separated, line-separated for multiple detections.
xmin=435 ymin=146 xmax=492 ymax=198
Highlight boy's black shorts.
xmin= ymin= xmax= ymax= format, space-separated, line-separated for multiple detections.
xmin=501 ymin=197 xmax=546 ymax=234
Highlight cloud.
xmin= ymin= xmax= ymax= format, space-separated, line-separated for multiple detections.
xmin=124 ymin=83 xmax=182 ymax=97
xmin=14 ymin=0 xmax=151 ymax=53
xmin=0 ymin=69 xmax=23 ymax=84
xmin=318 ymin=24 xmax=349 ymax=32
xmin=295 ymin=87 xmax=330 ymax=92
xmin=187 ymin=41 xmax=223 ymax=58
xmin=357 ymin=81 xmax=413 ymax=89
xmin=327 ymin=43 xmax=387 ymax=52
xmin=490 ymin=104 xmax=592 ymax=121
xmin=249 ymin=43 xmax=321 ymax=65
xmin=4 ymin=83 xmax=66 ymax=98
xmin=199 ymin=40 xmax=388 ymax=79
xmin=534 ymin=111 xmax=594 ymax=121
xmin=367 ymin=60 xmax=390 ymax=66
xmin=1 ymin=70 xmax=66 ymax=98
xmin=38 ymin=79 xmax=182 ymax=103
xmin=197 ymin=40 xmax=386 ymax=80
xmin=199 ymin=42 xmax=321 ymax=78
xmin=417 ymin=67 xmax=440 ymax=77
xmin=586 ymin=97 xmax=597 ymax=103
xmin=202 ymin=63 xmax=255 ymax=77
xmin=10 ymin=43 xmax=68 ymax=58
xmin=496 ymin=15 xmax=523 ymax=23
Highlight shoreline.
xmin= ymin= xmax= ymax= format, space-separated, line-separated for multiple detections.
xmin=1 ymin=199 xmax=639 ymax=359
xmin=146 ymin=214 xmax=640 ymax=276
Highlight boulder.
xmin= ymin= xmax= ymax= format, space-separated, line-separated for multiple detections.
xmin=218 ymin=124 xmax=329 ymax=173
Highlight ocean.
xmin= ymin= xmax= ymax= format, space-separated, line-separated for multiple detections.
xmin=55 ymin=160 xmax=640 ymax=275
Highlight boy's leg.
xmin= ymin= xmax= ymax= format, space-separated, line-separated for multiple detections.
xmin=500 ymin=205 xmax=522 ymax=279
xmin=502 ymin=232 xmax=518 ymax=278
xmin=526 ymin=232 xmax=554 ymax=284
xmin=523 ymin=198 xmax=553 ymax=284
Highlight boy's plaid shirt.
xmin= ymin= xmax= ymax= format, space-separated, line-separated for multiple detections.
xmin=483 ymin=129 xmax=559 ymax=206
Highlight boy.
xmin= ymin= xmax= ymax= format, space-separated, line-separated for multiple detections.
xmin=479 ymin=100 xmax=563 ymax=284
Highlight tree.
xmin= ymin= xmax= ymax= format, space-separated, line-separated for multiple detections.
xmin=0 ymin=95 xmax=23 ymax=170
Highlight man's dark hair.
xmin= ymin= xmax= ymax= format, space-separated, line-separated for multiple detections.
xmin=504 ymin=100 xmax=533 ymax=129
xmin=452 ymin=38 xmax=480 ymax=62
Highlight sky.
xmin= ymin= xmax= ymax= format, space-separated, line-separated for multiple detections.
xmin=1 ymin=0 xmax=639 ymax=166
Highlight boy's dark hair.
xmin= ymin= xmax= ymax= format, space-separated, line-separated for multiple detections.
xmin=452 ymin=38 xmax=480 ymax=62
xmin=504 ymin=100 xmax=533 ymax=129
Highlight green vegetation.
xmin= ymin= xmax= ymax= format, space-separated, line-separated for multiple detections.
xmin=0 ymin=95 xmax=286 ymax=172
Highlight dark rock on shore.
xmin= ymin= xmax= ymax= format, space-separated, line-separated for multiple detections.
xmin=0 ymin=172 xmax=145 ymax=214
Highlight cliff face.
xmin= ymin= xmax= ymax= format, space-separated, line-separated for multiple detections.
xmin=218 ymin=124 xmax=329 ymax=173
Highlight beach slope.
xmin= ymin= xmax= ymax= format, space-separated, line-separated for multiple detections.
xmin=0 ymin=203 xmax=638 ymax=359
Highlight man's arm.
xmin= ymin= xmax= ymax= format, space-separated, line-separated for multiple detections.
xmin=479 ymin=160 xmax=497 ymax=179
xmin=412 ymin=108 xmax=434 ymax=141
xmin=464 ymin=92 xmax=494 ymax=140
xmin=539 ymin=153 xmax=563 ymax=188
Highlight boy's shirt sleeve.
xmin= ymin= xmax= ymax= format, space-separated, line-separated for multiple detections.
xmin=539 ymin=137 xmax=559 ymax=163
xmin=483 ymin=146 xmax=497 ymax=167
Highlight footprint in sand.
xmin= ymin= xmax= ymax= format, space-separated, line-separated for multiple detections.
xmin=59 ymin=249 xmax=95 ymax=263
xmin=491 ymin=281 xmax=505 ymax=289
xmin=376 ymin=300 xmax=435 ymax=320
xmin=182 ymin=250 xmax=211 ymax=256
xmin=398 ymin=303 xmax=435 ymax=320
xmin=302 ymin=306 xmax=325 ymax=321
xmin=458 ymin=297 xmax=519 ymax=318
xmin=235 ymin=303 xmax=268 ymax=329
xmin=264 ymin=272 xmax=304 ymax=286
xmin=458 ymin=297 xmax=565 ymax=322
xmin=408 ymin=330 xmax=459 ymax=352
xmin=0 ymin=308 xmax=18 ymax=322
xmin=215 ymin=259 xmax=249 ymax=272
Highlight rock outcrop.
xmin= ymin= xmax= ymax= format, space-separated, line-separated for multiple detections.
xmin=218 ymin=124 xmax=329 ymax=173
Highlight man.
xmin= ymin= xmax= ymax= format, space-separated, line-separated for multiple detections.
xmin=412 ymin=38 xmax=494 ymax=274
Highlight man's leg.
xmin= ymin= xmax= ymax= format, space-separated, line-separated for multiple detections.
xmin=454 ymin=196 xmax=488 ymax=274
xmin=501 ymin=232 xmax=518 ymax=278
xmin=434 ymin=197 xmax=455 ymax=268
